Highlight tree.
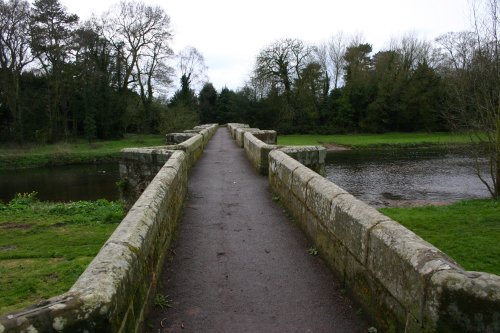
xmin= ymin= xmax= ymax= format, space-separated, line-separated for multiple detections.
xmin=342 ymin=43 xmax=374 ymax=129
xmin=315 ymin=31 xmax=349 ymax=91
xmin=177 ymin=46 xmax=207 ymax=94
xmin=103 ymin=0 xmax=174 ymax=132
xmin=72 ymin=21 xmax=119 ymax=140
xmin=437 ymin=0 xmax=500 ymax=198
xmin=253 ymin=38 xmax=313 ymax=132
xmin=30 ymin=0 xmax=78 ymax=141
xmin=198 ymin=82 xmax=217 ymax=123
xmin=0 ymin=0 xmax=32 ymax=141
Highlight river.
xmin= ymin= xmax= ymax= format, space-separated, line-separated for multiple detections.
xmin=325 ymin=148 xmax=491 ymax=207
xmin=0 ymin=163 xmax=120 ymax=203
xmin=0 ymin=149 xmax=492 ymax=206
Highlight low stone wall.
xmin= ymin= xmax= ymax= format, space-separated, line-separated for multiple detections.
xmin=234 ymin=127 xmax=278 ymax=148
xmin=243 ymin=131 xmax=282 ymax=175
xmin=0 ymin=123 xmax=219 ymax=333
xmin=241 ymin=131 xmax=325 ymax=176
xmin=0 ymin=150 xmax=188 ymax=333
xmin=253 ymin=130 xmax=278 ymax=145
xmin=165 ymin=133 xmax=196 ymax=145
xmin=235 ymin=128 xmax=260 ymax=147
xmin=119 ymin=148 xmax=173 ymax=207
xmin=268 ymin=149 xmax=500 ymax=333
xmin=227 ymin=123 xmax=249 ymax=139
xmin=149 ymin=124 xmax=218 ymax=169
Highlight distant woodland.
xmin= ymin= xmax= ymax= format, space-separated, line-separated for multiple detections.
xmin=1 ymin=0 xmax=499 ymax=145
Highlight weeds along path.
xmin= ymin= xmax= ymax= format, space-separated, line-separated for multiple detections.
xmin=145 ymin=128 xmax=371 ymax=332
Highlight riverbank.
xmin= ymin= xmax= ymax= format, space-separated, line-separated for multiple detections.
xmin=277 ymin=132 xmax=475 ymax=149
xmin=0 ymin=193 xmax=124 ymax=314
xmin=0 ymin=134 xmax=164 ymax=170
xmin=380 ymin=199 xmax=500 ymax=276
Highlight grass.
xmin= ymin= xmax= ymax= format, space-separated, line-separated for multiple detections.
xmin=0 ymin=192 xmax=124 ymax=314
xmin=380 ymin=199 xmax=500 ymax=276
xmin=277 ymin=132 xmax=476 ymax=148
xmin=0 ymin=134 xmax=164 ymax=170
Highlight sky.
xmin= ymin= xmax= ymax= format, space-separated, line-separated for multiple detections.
xmin=60 ymin=0 xmax=473 ymax=91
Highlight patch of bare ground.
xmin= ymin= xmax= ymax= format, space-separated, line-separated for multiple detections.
xmin=322 ymin=143 xmax=350 ymax=151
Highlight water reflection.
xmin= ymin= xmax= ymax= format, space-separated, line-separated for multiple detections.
xmin=325 ymin=149 xmax=491 ymax=207
xmin=0 ymin=163 xmax=120 ymax=203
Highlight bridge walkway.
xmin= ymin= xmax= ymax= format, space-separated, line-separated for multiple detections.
xmin=145 ymin=127 xmax=370 ymax=332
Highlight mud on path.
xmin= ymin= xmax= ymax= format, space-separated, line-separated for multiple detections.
xmin=144 ymin=128 xmax=371 ymax=333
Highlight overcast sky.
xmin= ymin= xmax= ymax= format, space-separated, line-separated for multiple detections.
xmin=60 ymin=0 xmax=472 ymax=91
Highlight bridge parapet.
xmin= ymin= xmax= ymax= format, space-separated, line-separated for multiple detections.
xmin=228 ymin=123 xmax=249 ymax=139
xmin=237 ymin=126 xmax=324 ymax=176
xmin=267 ymin=148 xmax=500 ymax=333
xmin=0 ymin=124 xmax=218 ymax=333
xmin=229 ymin=123 xmax=500 ymax=332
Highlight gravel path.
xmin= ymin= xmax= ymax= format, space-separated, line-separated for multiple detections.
xmin=144 ymin=128 xmax=371 ymax=333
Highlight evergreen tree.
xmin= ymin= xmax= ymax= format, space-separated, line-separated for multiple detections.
xmin=198 ymin=82 xmax=218 ymax=123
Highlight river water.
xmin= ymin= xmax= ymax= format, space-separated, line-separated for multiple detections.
xmin=325 ymin=148 xmax=491 ymax=207
xmin=0 ymin=163 xmax=120 ymax=203
xmin=0 ymin=149 xmax=492 ymax=205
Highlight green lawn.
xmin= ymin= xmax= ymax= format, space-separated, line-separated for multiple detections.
xmin=278 ymin=132 xmax=475 ymax=148
xmin=0 ymin=193 xmax=124 ymax=314
xmin=0 ymin=134 xmax=164 ymax=170
xmin=380 ymin=200 xmax=500 ymax=276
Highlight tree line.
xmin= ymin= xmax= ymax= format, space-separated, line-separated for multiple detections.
xmin=195 ymin=0 xmax=499 ymax=197
xmin=0 ymin=0 xmax=209 ymax=143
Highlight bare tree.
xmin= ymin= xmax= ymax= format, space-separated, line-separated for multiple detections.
xmin=103 ymin=0 xmax=173 ymax=95
xmin=437 ymin=0 xmax=500 ymax=198
xmin=103 ymin=0 xmax=173 ymax=131
xmin=314 ymin=32 xmax=366 ymax=92
xmin=389 ymin=33 xmax=434 ymax=71
xmin=254 ymin=38 xmax=312 ymax=101
xmin=177 ymin=46 xmax=207 ymax=93
xmin=0 ymin=0 xmax=33 ymax=140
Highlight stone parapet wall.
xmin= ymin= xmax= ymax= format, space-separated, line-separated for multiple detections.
xmin=0 ymin=151 xmax=188 ymax=333
xmin=239 ymin=128 xmax=324 ymax=176
xmin=235 ymin=128 xmax=260 ymax=147
xmin=234 ymin=128 xmax=278 ymax=148
xmin=0 ymin=124 xmax=219 ymax=333
xmin=148 ymin=124 xmax=219 ymax=169
xmin=268 ymin=149 xmax=500 ymax=333
xmin=119 ymin=148 xmax=173 ymax=207
xmin=243 ymin=131 xmax=282 ymax=175
xmin=252 ymin=130 xmax=278 ymax=145
xmin=227 ymin=123 xmax=249 ymax=139
xmin=165 ymin=133 xmax=197 ymax=145
xmin=278 ymin=146 xmax=326 ymax=176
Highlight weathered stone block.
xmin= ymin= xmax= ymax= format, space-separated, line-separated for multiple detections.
xmin=367 ymin=220 xmax=457 ymax=330
xmin=290 ymin=166 xmax=318 ymax=204
xmin=165 ymin=133 xmax=196 ymax=145
xmin=235 ymin=127 xmax=260 ymax=147
xmin=430 ymin=269 xmax=500 ymax=333
xmin=274 ymin=152 xmax=302 ymax=189
xmin=329 ymin=193 xmax=391 ymax=263
xmin=279 ymin=146 xmax=326 ymax=175
xmin=228 ymin=123 xmax=249 ymax=138
xmin=343 ymin=249 xmax=406 ymax=333
xmin=252 ymin=130 xmax=278 ymax=145
xmin=305 ymin=177 xmax=347 ymax=223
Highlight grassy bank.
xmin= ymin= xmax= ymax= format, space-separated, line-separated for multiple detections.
xmin=0 ymin=134 xmax=164 ymax=170
xmin=380 ymin=199 xmax=500 ymax=276
xmin=277 ymin=132 xmax=475 ymax=148
xmin=0 ymin=193 xmax=124 ymax=314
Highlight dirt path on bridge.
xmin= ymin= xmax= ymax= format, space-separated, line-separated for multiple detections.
xmin=144 ymin=128 xmax=371 ymax=333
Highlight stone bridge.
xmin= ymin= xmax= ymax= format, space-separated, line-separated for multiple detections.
xmin=1 ymin=124 xmax=499 ymax=332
